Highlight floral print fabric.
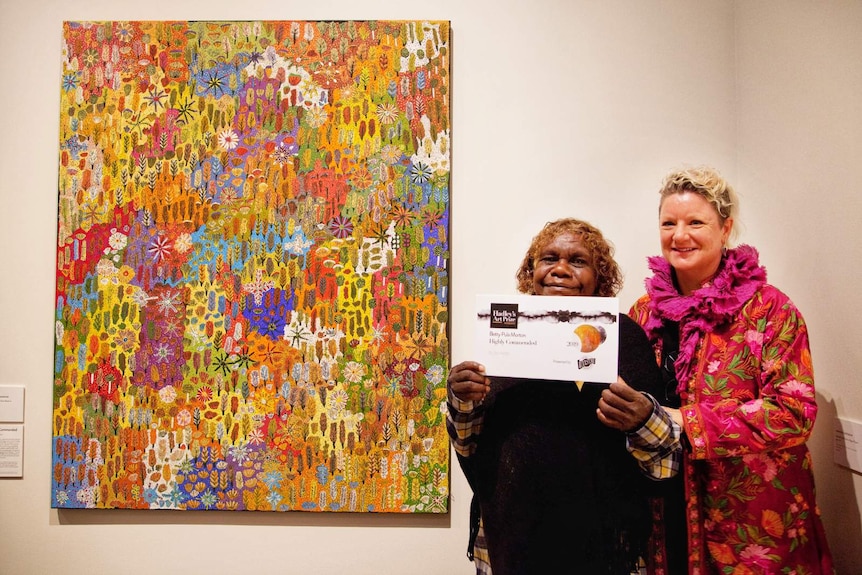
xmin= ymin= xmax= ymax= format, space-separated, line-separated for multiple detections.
xmin=631 ymin=250 xmax=834 ymax=574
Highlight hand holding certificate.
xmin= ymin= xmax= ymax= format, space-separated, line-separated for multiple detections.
xmin=447 ymin=219 xmax=663 ymax=572
xmin=475 ymin=294 xmax=619 ymax=383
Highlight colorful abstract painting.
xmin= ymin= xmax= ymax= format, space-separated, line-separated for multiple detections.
xmin=52 ymin=20 xmax=450 ymax=512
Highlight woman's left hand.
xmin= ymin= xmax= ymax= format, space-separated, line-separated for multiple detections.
xmin=597 ymin=377 xmax=655 ymax=432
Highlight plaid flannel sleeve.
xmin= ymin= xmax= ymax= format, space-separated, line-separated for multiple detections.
xmin=446 ymin=388 xmax=485 ymax=458
xmin=626 ymin=393 xmax=682 ymax=480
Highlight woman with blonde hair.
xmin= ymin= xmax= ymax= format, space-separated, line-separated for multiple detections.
xmin=601 ymin=166 xmax=835 ymax=573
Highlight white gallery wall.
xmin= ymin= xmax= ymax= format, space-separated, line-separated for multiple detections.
xmin=734 ymin=3 xmax=862 ymax=571
xmin=0 ymin=0 xmax=859 ymax=573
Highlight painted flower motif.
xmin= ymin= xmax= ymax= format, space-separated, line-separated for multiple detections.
xmin=199 ymin=490 xmax=218 ymax=509
xmin=62 ymin=72 xmax=79 ymax=92
xmin=220 ymin=186 xmax=239 ymax=202
xmin=155 ymin=290 xmax=182 ymax=315
xmin=143 ymin=85 xmax=169 ymax=112
xmin=328 ymin=389 xmax=348 ymax=416
xmin=409 ymin=162 xmax=432 ymax=184
xmin=253 ymin=312 xmax=288 ymax=340
xmin=81 ymin=48 xmax=100 ymax=67
xmin=342 ymin=361 xmax=366 ymax=383
xmin=389 ymin=204 xmax=415 ymax=229
xmin=197 ymin=385 xmax=213 ymax=402
xmin=284 ymin=231 xmax=313 ymax=256
xmin=425 ymin=365 xmax=444 ymax=385
xmin=285 ymin=322 xmax=312 ymax=347
xmin=131 ymin=287 xmax=155 ymax=307
xmin=115 ymin=22 xmax=134 ymax=42
xmin=312 ymin=61 xmax=346 ymax=87
xmin=117 ymin=266 xmax=135 ymax=283
xmin=154 ymin=342 xmax=174 ymax=363
xmin=95 ymin=259 xmax=119 ymax=284
xmin=376 ymin=102 xmax=400 ymax=125
xmin=263 ymin=470 xmax=283 ymax=489
xmin=379 ymin=144 xmax=402 ymax=165
xmin=218 ymin=128 xmax=239 ymax=150
xmin=707 ymin=359 xmax=721 ymax=374
xmin=113 ymin=328 xmax=137 ymax=352
xmin=159 ymin=386 xmax=177 ymax=403
xmin=175 ymin=409 xmax=192 ymax=427
xmin=328 ymin=215 xmax=354 ymax=239
xmin=174 ymin=232 xmax=193 ymax=253
xmin=242 ymin=270 xmax=276 ymax=306
xmin=148 ymin=235 xmax=172 ymax=263
xmin=779 ymin=379 xmax=814 ymax=398
xmin=272 ymin=143 xmax=295 ymax=164
xmin=420 ymin=207 xmax=444 ymax=229
xmin=229 ymin=443 xmax=250 ymax=464
xmin=304 ymin=106 xmax=328 ymax=128
xmin=300 ymin=80 xmax=323 ymax=103
xmin=247 ymin=428 xmax=265 ymax=445
xmin=349 ymin=168 xmax=373 ymax=190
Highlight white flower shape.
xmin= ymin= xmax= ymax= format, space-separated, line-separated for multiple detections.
xmin=108 ymin=229 xmax=128 ymax=251
xmin=174 ymin=232 xmax=193 ymax=254
xmin=218 ymin=128 xmax=239 ymax=150
xmin=342 ymin=361 xmax=366 ymax=383
xmin=158 ymin=386 xmax=177 ymax=403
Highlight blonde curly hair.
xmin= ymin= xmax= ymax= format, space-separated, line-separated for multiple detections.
xmin=515 ymin=218 xmax=622 ymax=297
xmin=659 ymin=166 xmax=740 ymax=243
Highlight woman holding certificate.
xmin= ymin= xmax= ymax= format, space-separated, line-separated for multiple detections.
xmin=603 ymin=166 xmax=834 ymax=574
xmin=447 ymin=218 xmax=677 ymax=575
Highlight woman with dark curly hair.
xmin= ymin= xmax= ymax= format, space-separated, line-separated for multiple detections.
xmin=514 ymin=218 xmax=624 ymax=297
xmin=447 ymin=218 xmax=677 ymax=574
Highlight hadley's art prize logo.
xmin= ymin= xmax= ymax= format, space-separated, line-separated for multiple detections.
xmin=489 ymin=303 xmax=519 ymax=329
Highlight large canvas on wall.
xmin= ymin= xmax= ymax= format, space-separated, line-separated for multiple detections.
xmin=52 ymin=20 xmax=450 ymax=512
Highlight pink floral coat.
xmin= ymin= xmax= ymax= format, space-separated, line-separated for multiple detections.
xmin=631 ymin=284 xmax=834 ymax=575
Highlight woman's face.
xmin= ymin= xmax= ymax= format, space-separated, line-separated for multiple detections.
xmin=659 ymin=191 xmax=733 ymax=294
xmin=531 ymin=232 xmax=598 ymax=296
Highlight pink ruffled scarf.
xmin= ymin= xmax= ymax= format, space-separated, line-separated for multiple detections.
xmin=641 ymin=245 xmax=767 ymax=397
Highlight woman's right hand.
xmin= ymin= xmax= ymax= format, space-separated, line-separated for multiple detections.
xmin=447 ymin=361 xmax=491 ymax=403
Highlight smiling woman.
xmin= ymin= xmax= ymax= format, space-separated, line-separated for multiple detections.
xmin=447 ymin=218 xmax=676 ymax=575
xmin=623 ymin=166 xmax=836 ymax=574
xmin=528 ymin=232 xmax=598 ymax=296
xmin=515 ymin=219 xmax=623 ymax=297
xmin=657 ymin=171 xmax=735 ymax=296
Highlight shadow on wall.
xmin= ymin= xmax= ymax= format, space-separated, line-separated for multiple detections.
xmin=812 ymin=392 xmax=862 ymax=572
xmin=56 ymin=508 xmax=451 ymax=528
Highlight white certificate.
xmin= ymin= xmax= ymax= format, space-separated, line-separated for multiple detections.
xmin=475 ymin=294 xmax=619 ymax=383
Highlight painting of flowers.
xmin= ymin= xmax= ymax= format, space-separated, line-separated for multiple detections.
xmin=52 ymin=20 xmax=450 ymax=512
